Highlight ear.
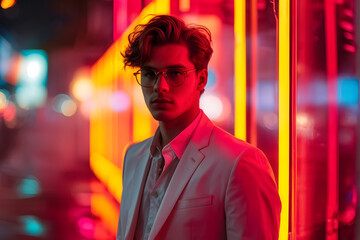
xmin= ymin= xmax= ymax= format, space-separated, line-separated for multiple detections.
xmin=197 ymin=69 xmax=208 ymax=92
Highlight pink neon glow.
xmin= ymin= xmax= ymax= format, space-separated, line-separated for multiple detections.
xmin=325 ymin=0 xmax=339 ymax=238
xmin=3 ymin=102 xmax=16 ymax=121
xmin=77 ymin=217 xmax=95 ymax=238
xmin=109 ymin=91 xmax=131 ymax=112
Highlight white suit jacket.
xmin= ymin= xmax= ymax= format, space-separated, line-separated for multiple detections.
xmin=117 ymin=113 xmax=281 ymax=240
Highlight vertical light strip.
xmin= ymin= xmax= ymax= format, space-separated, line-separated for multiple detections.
xmin=324 ymin=0 xmax=339 ymax=239
xmin=278 ymin=0 xmax=290 ymax=239
xmin=356 ymin=1 xmax=360 ymax=239
xmin=91 ymin=194 xmax=119 ymax=235
xmin=155 ymin=0 xmax=170 ymax=14
xmin=90 ymin=153 xmax=123 ymax=203
xmin=113 ymin=0 xmax=119 ymax=41
xmin=290 ymin=0 xmax=298 ymax=238
xmin=113 ymin=0 xmax=128 ymax=41
xmin=133 ymin=87 xmax=153 ymax=142
xmin=249 ymin=0 xmax=258 ymax=146
xmin=234 ymin=0 xmax=247 ymax=140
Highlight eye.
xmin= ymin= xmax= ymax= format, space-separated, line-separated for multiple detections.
xmin=141 ymin=69 xmax=156 ymax=78
xmin=166 ymin=69 xmax=183 ymax=78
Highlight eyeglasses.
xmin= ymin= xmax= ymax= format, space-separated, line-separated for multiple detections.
xmin=133 ymin=68 xmax=198 ymax=87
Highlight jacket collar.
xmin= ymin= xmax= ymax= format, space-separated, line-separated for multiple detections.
xmin=148 ymin=112 xmax=214 ymax=240
xmin=124 ymin=139 xmax=153 ymax=240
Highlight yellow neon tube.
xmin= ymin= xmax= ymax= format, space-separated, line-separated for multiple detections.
xmin=234 ymin=0 xmax=247 ymax=141
xmin=278 ymin=0 xmax=290 ymax=239
xmin=91 ymin=193 xmax=120 ymax=235
xmin=90 ymin=153 xmax=123 ymax=203
xmin=155 ymin=0 xmax=170 ymax=14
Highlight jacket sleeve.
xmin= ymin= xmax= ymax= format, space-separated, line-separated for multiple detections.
xmin=224 ymin=147 xmax=281 ymax=240
xmin=116 ymin=145 xmax=132 ymax=240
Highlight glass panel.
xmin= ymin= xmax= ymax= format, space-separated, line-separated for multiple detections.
xmin=255 ymin=0 xmax=279 ymax=181
xmin=337 ymin=1 xmax=358 ymax=239
xmin=296 ymin=0 xmax=328 ymax=238
xmin=295 ymin=0 xmax=359 ymax=239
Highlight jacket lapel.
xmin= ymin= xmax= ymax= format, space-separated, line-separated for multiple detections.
xmin=124 ymin=142 xmax=152 ymax=240
xmin=148 ymin=113 xmax=214 ymax=240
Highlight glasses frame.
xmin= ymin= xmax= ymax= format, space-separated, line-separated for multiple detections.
xmin=133 ymin=68 xmax=199 ymax=88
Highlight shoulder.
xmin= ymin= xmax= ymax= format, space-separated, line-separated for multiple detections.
xmin=125 ymin=137 xmax=153 ymax=157
xmin=122 ymin=137 xmax=153 ymax=171
xmin=207 ymin=126 xmax=274 ymax=178
xmin=121 ymin=137 xmax=153 ymax=179
xmin=209 ymin=126 xmax=257 ymax=157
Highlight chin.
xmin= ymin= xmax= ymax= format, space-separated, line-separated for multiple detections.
xmin=150 ymin=110 xmax=177 ymax=122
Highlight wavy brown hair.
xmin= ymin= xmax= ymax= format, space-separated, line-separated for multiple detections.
xmin=122 ymin=15 xmax=213 ymax=70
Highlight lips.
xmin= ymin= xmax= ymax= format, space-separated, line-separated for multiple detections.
xmin=151 ymin=98 xmax=172 ymax=104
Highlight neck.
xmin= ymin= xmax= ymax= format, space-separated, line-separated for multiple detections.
xmin=158 ymin=109 xmax=200 ymax=147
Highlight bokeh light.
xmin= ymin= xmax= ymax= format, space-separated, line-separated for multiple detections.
xmin=109 ymin=90 xmax=131 ymax=112
xmin=52 ymin=94 xmax=77 ymax=117
xmin=61 ymin=99 xmax=77 ymax=117
xmin=20 ymin=215 xmax=46 ymax=237
xmin=19 ymin=50 xmax=48 ymax=85
xmin=1 ymin=0 xmax=16 ymax=9
xmin=77 ymin=217 xmax=95 ymax=239
xmin=15 ymin=85 xmax=47 ymax=109
xmin=16 ymin=50 xmax=48 ymax=109
xmin=338 ymin=78 xmax=359 ymax=106
xmin=261 ymin=112 xmax=278 ymax=130
xmin=26 ymin=61 xmax=42 ymax=80
xmin=296 ymin=113 xmax=315 ymax=139
xmin=0 ymin=89 xmax=9 ymax=112
xmin=206 ymin=69 xmax=216 ymax=89
xmin=17 ymin=176 xmax=41 ymax=198
xmin=297 ymin=113 xmax=310 ymax=127
xmin=72 ymin=78 xmax=94 ymax=102
xmin=71 ymin=67 xmax=93 ymax=102
xmin=3 ymin=101 xmax=16 ymax=122
xmin=200 ymin=93 xmax=223 ymax=120
xmin=3 ymin=101 xmax=17 ymax=128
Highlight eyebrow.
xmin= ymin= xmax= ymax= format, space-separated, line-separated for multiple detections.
xmin=141 ymin=64 xmax=187 ymax=70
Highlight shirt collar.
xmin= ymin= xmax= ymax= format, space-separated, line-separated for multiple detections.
xmin=166 ymin=110 xmax=202 ymax=160
xmin=150 ymin=110 xmax=203 ymax=170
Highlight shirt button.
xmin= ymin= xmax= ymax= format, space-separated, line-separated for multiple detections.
xmin=147 ymin=226 xmax=151 ymax=233
xmin=153 ymin=192 xmax=158 ymax=198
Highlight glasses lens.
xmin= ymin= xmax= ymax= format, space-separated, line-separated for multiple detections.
xmin=137 ymin=68 xmax=187 ymax=87
xmin=140 ymin=69 xmax=156 ymax=86
xmin=165 ymin=69 xmax=185 ymax=86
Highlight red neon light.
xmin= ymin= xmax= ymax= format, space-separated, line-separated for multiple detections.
xmin=113 ymin=0 xmax=128 ymax=41
xmin=249 ymin=0 xmax=258 ymax=146
xmin=324 ymin=0 xmax=339 ymax=239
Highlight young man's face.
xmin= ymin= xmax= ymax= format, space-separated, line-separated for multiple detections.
xmin=140 ymin=44 xmax=207 ymax=124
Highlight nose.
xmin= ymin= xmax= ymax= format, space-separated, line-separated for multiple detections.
xmin=153 ymin=73 xmax=170 ymax=92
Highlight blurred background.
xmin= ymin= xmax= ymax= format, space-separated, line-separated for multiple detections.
xmin=0 ymin=0 xmax=359 ymax=239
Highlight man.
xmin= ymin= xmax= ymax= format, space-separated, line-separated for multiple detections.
xmin=117 ymin=15 xmax=281 ymax=240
